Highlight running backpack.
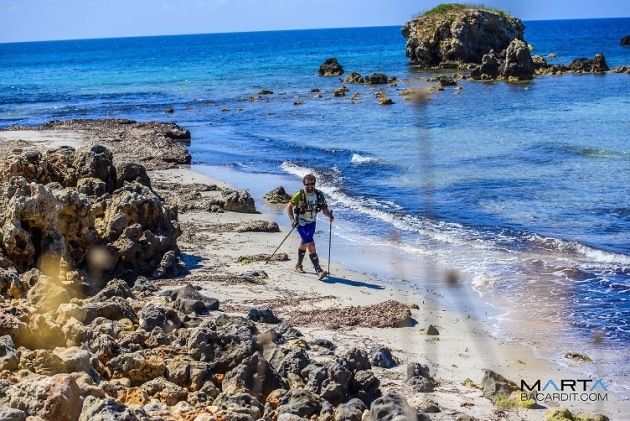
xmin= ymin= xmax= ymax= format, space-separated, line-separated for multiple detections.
xmin=295 ymin=189 xmax=326 ymax=214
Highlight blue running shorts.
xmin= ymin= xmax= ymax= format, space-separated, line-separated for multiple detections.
xmin=297 ymin=221 xmax=316 ymax=244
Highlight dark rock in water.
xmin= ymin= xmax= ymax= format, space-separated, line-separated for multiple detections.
xmin=364 ymin=73 xmax=389 ymax=84
xmin=568 ymin=57 xmax=593 ymax=72
xmin=621 ymin=35 xmax=630 ymax=46
xmin=343 ymin=71 xmax=365 ymax=84
xmin=500 ymin=39 xmax=535 ymax=80
xmin=531 ymin=54 xmax=548 ymax=70
xmin=333 ymin=87 xmax=347 ymax=97
xmin=567 ymin=53 xmax=609 ymax=73
xmin=318 ymin=58 xmax=344 ymax=76
xmin=593 ymin=52 xmax=610 ymax=72
xmin=428 ymin=75 xmax=457 ymax=86
xmin=439 ymin=61 xmax=459 ymax=69
xmin=247 ymin=306 xmax=281 ymax=324
xmin=263 ymin=186 xmax=291 ymax=204
xmin=565 ymin=351 xmax=591 ymax=361
xmin=473 ymin=49 xmax=501 ymax=79
xmin=369 ymin=345 xmax=399 ymax=368
xmin=471 ymin=39 xmax=535 ymax=81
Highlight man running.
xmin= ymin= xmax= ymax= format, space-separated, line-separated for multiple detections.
xmin=286 ymin=173 xmax=334 ymax=280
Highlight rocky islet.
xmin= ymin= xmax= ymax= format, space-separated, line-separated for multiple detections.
xmin=401 ymin=4 xmax=630 ymax=80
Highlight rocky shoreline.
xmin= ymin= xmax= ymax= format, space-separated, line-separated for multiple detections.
xmin=4 ymin=119 xmax=192 ymax=171
xmin=0 ymin=121 xmax=432 ymax=421
xmin=0 ymin=121 xmax=621 ymax=420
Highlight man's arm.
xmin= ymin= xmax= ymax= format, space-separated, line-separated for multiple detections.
xmin=286 ymin=202 xmax=298 ymax=227
xmin=322 ymin=207 xmax=334 ymax=222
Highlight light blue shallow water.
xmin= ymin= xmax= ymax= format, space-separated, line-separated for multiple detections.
xmin=2 ymin=19 xmax=630 ymax=397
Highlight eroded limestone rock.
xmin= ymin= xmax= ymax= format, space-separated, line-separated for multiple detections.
xmin=4 ymin=373 xmax=83 ymax=421
xmin=0 ymin=145 xmax=184 ymax=290
xmin=402 ymin=7 xmax=525 ymax=67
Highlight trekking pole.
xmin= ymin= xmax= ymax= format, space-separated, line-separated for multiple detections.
xmin=327 ymin=210 xmax=333 ymax=274
xmin=266 ymin=226 xmax=295 ymax=264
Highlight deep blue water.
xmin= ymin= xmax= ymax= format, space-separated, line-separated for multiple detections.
xmin=2 ymin=19 xmax=630 ymax=396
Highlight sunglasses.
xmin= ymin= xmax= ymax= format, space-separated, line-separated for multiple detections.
xmin=304 ymin=182 xmax=315 ymax=186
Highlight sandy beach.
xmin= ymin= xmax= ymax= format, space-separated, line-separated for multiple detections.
xmin=153 ymin=168 xmax=629 ymax=421
xmin=0 ymin=124 xmax=627 ymax=420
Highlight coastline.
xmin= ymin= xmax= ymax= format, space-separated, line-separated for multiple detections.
xmin=0 ymin=124 xmax=627 ymax=420
xmin=176 ymin=165 xmax=628 ymax=419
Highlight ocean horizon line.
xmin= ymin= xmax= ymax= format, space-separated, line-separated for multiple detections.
xmin=2 ymin=15 xmax=629 ymax=46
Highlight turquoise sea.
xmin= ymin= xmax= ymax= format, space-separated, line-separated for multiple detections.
xmin=2 ymin=18 xmax=630 ymax=397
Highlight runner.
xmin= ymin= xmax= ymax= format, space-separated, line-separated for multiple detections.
xmin=286 ymin=173 xmax=334 ymax=280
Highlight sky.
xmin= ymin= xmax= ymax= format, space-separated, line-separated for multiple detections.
xmin=1 ymin=0 xmax=629 ymax=43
